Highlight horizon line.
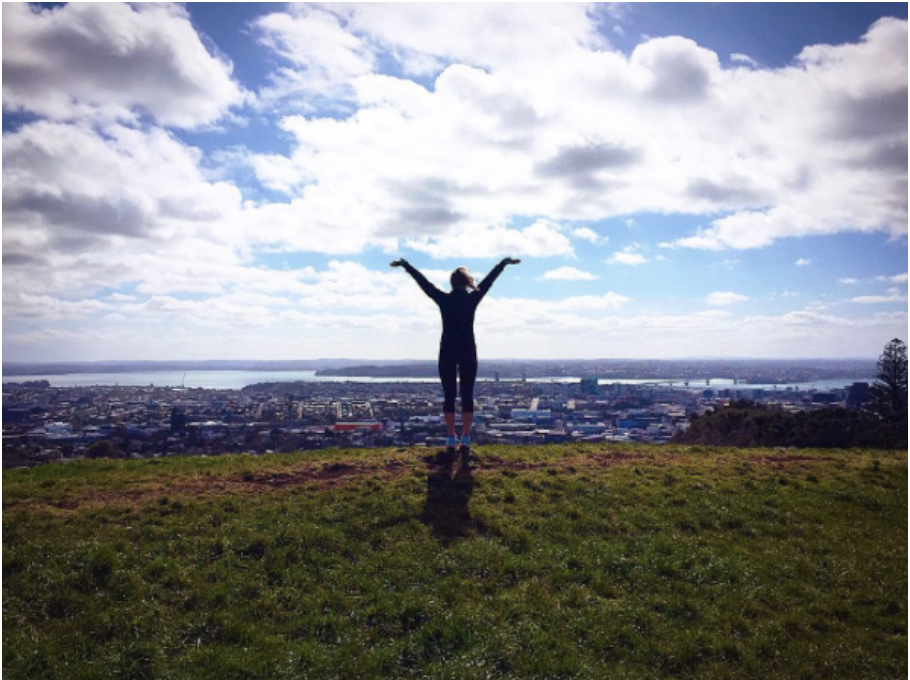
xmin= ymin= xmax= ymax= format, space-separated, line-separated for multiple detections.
xmin=2 ymin=356 xmax=881 ymax=365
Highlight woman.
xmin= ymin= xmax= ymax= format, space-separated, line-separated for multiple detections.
xmin=391 ymin=257 xmax=520 ymax=451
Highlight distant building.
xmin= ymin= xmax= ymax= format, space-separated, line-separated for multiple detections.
xmin=580 ymin=377 xmax=599 ymax=396
xmin=569 ymin=422 xmax=608 ymax=435
xmin=511 ymin=409 xmax=551 ymax=421
xmin=170 ymin=408 xmax=187 ymax=433
xmin=731 ymin=389 xmax=765 ymax=402
xmin=617 ymin=416 xmax=659 ymax=430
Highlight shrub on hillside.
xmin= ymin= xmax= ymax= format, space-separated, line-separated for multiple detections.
xmin=85 ymin=439 xmax=120 ymax=459
xmin=675 ymin=401 xmax=905 ymax=449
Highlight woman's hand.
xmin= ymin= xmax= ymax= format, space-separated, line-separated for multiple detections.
xmin=390 ymin=259 xmax=407 ymax=268
xmin=502 ymin=257 xmax=521 ymax=266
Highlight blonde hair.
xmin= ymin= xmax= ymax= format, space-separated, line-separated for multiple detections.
xmin=450 ymin=267 xmax=476 ymax=290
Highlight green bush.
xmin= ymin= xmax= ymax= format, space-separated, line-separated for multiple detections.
xmin=676 ymin=401 xmax=906 ymax=449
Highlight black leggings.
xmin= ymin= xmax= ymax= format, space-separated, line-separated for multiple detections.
xmin=438 ymin=345 xmax=478 ymax=413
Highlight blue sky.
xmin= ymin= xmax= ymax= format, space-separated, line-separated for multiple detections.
xmin=2 ymin=2 xmax=907 ymax=361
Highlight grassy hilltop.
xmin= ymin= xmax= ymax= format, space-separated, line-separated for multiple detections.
xmin=3 ymin=444 xmax=906 ymax=679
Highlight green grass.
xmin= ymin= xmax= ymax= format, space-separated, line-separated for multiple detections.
xmin=3 ymin=444 xmax=906 ymax=679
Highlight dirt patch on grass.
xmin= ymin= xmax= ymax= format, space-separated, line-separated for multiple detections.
xmin=235 ymin=459 xmax=411 ymax=490
xmin=5 ymin=459 xmax=414 ymax=511
xmin=7 ymin=449 xmax=846 ymax=512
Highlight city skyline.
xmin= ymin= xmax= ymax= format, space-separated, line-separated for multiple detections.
xmin=3 ymin=3 xmax=907 ymax=362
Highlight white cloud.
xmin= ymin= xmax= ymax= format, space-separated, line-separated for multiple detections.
xmin=538 ymin=267 xmax=599 ymax=281
xmin=630 ymin=36 xmax=721 ymax=103
xmin=1 ymin=3 xmax=246 ymax=128
xmin=851 ymin=289 xmax=908 ymax=304
xmin=706 ymin=291 xmax=750 ymax=306
xmin=6 ymin=285 xmax=904 ymax=361
xmin=3 ymin=293 xmax=113 ymax=321
xmin=796 ymin=258 xmax=811 ymax=266
xmin=473 ymin=304 xmax=904 ymax=358
xmin=572 ymin=227 xmax=608 ymax=245
xmin=405 ymin=220 xmax=575 ymax=259
xmin=253 ymin=5 xmax=375 ymax=105
xmin=2 ymin=260 xmax=445 ymax=330
xmin=5 ymin=7 xmax=906 ymax=276
xmin=654 ymin=18 xmax=908 ymax=250
xmin=731 ymin=53 xmax=759 ymax=68
xmin=606 ymin=243 xmax=648 ymax=267
xmin=338 ymin=3 xmax=606 ymax=74
xmin=556 ymin=293 xmax=631 ymax=310
xmin=238 ymin=11 xmax=908 ymax=258
xmin=2 ymin=120 xmax=246 ymax=298
xmin=876 ymin=272 xmax=909 ymax=284
xmin=609 ymin=252 xmax=648 ymax=266
xmin=241 ymin=9 xmax=907 ymax=258
xmin=839 ymin=278 xmax=859 ymax=284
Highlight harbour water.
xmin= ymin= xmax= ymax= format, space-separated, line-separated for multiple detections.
xmin=1 ymin=369 xmax=872 ymax=392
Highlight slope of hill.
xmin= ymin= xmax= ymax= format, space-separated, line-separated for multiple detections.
xmin=3 ymin=444 xmax=906 ymax=679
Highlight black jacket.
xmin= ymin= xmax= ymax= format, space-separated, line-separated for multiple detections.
xmin=403 ymin=261 xmax=508 ymax=351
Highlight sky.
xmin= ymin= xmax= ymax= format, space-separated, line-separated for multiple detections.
xmin=2 ymin=2 xmax=907 ymax=362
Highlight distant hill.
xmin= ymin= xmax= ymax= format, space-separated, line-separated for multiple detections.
xmin=315 ymin=358 xmax=876 ymax=382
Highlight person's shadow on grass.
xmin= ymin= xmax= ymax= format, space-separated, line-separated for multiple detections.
xmin=420 ymin=450 xmax=480 ymax=544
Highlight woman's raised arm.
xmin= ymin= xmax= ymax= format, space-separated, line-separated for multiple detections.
xmin=477 ymin=257 xmax=521 ymax=296
xmin=391 ymin=258 xmax=445 ymax=303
